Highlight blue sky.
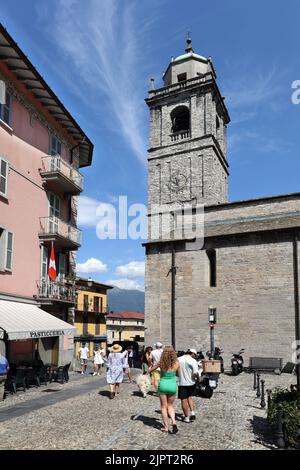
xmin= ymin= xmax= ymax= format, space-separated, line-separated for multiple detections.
xmin=2 ymin=0 xmax=300 ymax=290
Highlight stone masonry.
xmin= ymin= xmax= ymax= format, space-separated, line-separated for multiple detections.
xmin=144 ymin=38 xmax=300 ymax=368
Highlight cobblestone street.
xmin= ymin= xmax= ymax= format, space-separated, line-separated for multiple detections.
xmin=0 ymin=369 xmax=295 ymax=450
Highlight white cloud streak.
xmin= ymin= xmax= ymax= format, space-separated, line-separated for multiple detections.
xmin=44 ymin=0 xmax=151 ymax=164
xmin=76 ymin=257 xmax=108 ymax=274
xmin=115 ymin=261 xmax=145 ymax=278
xmin=106 ymin=278 xmax=144 ymax=291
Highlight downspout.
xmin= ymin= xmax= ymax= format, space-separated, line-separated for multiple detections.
xmin=292 ymin=232 xmax=300 ymax=391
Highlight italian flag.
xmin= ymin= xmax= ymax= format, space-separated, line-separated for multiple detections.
xmin=48 ymin=243 xmax=57 ymax=281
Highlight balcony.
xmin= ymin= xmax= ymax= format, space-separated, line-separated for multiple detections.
xmin=40 ymin=155 xmax=83 ymax=195
xmin=36 ymin=279 xmax=76 ymax=304
xmin=76 ymin=304 xmax=109 ymax=314
xmin=39 ymin=217 xmax=82 ymax=250
xmin=170 ymin=130 xmax=190 ymax=142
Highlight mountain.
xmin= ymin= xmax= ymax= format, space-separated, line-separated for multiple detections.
xmin=107 ymin=287 xmax=145 ymax=313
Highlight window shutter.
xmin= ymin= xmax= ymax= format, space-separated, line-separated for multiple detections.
xmin=0 ymin=158 xmax=8 ymax=196
xmin=0 ymin=80 xmax=6 ymax=104
xmin=5 ymin=231 xmax=13 ymax=271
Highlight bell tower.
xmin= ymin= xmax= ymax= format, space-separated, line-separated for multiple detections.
xmin=146 ymin=35 xmax=230 ymax=226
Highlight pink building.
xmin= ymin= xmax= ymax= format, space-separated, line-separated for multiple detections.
xmin=0 ymin=24 xmax=93 ymax=366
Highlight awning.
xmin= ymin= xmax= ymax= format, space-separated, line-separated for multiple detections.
xmin=0 ymin=300 xmax=76 ymax=340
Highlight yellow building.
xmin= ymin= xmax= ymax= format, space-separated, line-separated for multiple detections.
xmin=74 ymin=277 xmax=113 ymax=356
xmin=106 ymin=311 xmax=145 ymax=346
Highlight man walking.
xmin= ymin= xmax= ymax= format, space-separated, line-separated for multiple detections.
xmin=149 ymin=342 xmax=163 ymax=394
xmin=78 ymin=342 xmax=89 ymax=375
xmin=178 ymin=349 xmax=200 ymax=423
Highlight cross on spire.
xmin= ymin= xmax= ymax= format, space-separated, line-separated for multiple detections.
xmin=185 ymin=32 xmax=194 ymax=53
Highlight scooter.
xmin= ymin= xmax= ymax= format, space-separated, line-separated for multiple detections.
xmin=231 ymin=348 xmax=245 ymax=375
xmin=206 ymin=347 xmax=224 ymax=373
xmin=195 ymin=350 xmax=220 ymax=399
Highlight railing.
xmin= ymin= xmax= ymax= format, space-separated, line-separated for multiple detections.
xmin=41 ymin=155 xmax=83 ymax=190
xmin=39 ymin=217 xmax=82 ymax=246
xmin=76 ymin=304 xmax=109 ymax=314
xmin=170 ymin=130 xmax=190 ymax=141
xmin=148 ymin=73 xmax=213 ymax=99
xmin=37 ymin=279 xmax=76 ymax=302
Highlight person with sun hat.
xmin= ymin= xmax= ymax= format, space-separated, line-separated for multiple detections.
xmin=106 ymin=343 xmax=125 ymax=399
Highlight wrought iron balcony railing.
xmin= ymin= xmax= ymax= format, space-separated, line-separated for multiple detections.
xmin=39 ymin=217 xmax=82 ymax=249
xmin=37 ymin=279 xmax=76 ymax=303
xmin=40 ymin=155 xmax=83 ymax=194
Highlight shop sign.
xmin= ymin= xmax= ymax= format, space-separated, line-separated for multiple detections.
xmin=30 ymin=330 xmax=65 ymax=338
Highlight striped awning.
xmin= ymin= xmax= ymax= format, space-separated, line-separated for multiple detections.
xmin=0 ymin=300 xmax=75 ymax=340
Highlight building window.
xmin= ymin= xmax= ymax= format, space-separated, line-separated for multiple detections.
xmin=206 ymin=249 xmax=216 ymax=287
xmin=50 ymin=135 xmax=61 ymax=156
xmin=83 ymin=295 xmax=89 ymax=311
xmin=0 ymin=158 xmax=9 ymax=197
xmin=170 ymin=105 xmax=190 ymax=134
xmin=0 ymin=229 xmax=14 ymax=271
xmin=41 ymin=246 xmax=48 ymax=279
xmin=94 ymin=296 xmax=99 ymax=312
xmin=177 ymin=73 xmax=187 ymax=82
xmin=112 ymin=331 xmax=115 ymax=339
xmin=0 ymin=92 xmax=12 ymax=126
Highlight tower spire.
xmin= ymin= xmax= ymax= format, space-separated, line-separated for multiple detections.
xmin=185 ymin=32 xmax=193 ymax=53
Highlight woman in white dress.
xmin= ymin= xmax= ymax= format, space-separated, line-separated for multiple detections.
xmin=93 ymin=346 xmax=104 ymax=376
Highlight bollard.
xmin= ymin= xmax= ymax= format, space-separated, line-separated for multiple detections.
xmin=256 ymin=373 xmax=261 ymax=398
xmin=275 ymin=404 xmax=285 ymax=449
xmin=266 ymin=389 xmax=272 ymax=409
xmin=253 ymin=371 xmax=257 ymax=390
xmin=260 ymin=379 xmax=266 ymax=408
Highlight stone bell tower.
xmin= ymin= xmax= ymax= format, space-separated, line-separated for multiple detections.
xmin=146 ymin=35 xmax=230 ymax=228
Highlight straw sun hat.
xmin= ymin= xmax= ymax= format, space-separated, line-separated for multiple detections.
xmin=110 ymin=344 xmax=122 ymax=353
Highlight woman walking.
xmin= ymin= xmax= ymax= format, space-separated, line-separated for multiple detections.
xmin=106 ymin=344 xmax=124 ymax=399
xmin=142 ymin=346 xmax=153 ymax=374
xmin=148 ymin=346 xmax=179 ymax=434
xmin=93 ymin=346 xmax=104 ymax=376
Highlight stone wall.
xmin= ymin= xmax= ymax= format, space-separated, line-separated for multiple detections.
xmin=145 ymin=230 xmax=297 ymax=368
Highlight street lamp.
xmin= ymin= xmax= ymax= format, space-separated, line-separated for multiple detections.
xmin=208 ymin=306 xmax=217 ymax=324
xmin=208 ymin=306 xmax=217 ymax=356
xmin=87 ymin=277 xmax=93 ymax=288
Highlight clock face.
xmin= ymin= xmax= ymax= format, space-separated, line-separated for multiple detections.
xmin=168 ymin=171 xmax=188 ymax=193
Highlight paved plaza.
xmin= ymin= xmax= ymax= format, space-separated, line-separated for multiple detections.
xmin=0 ymin=369 xmax=295 ymax=450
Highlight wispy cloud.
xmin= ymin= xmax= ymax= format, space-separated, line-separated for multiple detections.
xmin=115 ymin=261 xmax=145 ymax=278
xmin=39 ymin=0 xmax=156 ymax=164
xmin=228 ymin=130 xmax=291 ymax=155
xmin=106 ymin=278 xmax=144 ymax=291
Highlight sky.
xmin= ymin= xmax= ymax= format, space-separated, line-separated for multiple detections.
xmin=2 ymin=0 xmax=300 ymax=291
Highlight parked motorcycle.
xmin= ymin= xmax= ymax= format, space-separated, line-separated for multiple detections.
xmin=195 ymin=350 xmax=220 ymax=398
xmin=231 ymin=348 xmax=245 ymax=375
xmin=206 ymin=347 xmax=224 ymax=373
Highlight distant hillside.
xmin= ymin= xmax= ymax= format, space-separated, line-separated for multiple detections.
xmin=108 ymin=287 xmax=145 ymax=312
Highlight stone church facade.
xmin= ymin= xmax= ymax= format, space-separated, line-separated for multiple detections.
xmin=144 ymin=37 xmax=300 ymax=365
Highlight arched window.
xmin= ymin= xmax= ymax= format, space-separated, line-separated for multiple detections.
xmin=206 ymin=249 xmax=216 ymax=287
xmin=170 ymin=106 xmax=190 ymax=134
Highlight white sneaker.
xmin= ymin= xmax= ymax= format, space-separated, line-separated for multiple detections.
xmin=97 ymin=373 xmax=100 ymax=376
xmin=183 ymin=416 xmax=190 ymax=423
xmin=93 ymin=372 xmax=97 ymax=376
xmin=81 ymin=372 xmax=84 ymax=375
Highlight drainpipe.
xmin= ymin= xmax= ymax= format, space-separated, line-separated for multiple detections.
xmin=170 ymin=247 xmax=177 ymax=350
xmin=292 ymin=232 xmax=300 ymax=391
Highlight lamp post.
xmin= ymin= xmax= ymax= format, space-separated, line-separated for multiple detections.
xmin=208 ymin=306 xmax=217 ymax=356
xmin=87 ymin=277 xmax=93 ymax=288
xmin=256 ymin=373 xmax=261 ymax=398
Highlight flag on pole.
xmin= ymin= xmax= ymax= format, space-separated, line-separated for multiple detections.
xmin=48 ymin=242 xmax=57 ymax=281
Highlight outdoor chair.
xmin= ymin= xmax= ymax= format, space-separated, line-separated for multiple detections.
xmin=50 ymin=366 xmax=65 ymax=384
xmin=36 ymin=365 xmax=48 ymax=385
xmin=25 ymin=368 xmax=40 ymax=388
xmin=63 ymin=362 xmax=71 ymax=382
xmin=6 ymin=368 xmax=26 ymax=393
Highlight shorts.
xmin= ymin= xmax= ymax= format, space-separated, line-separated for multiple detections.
xmin=178 ymin=385 xmax=196 ymax=400
xmin=151 ymin=370 xmax=161 ymax=382
xmin=80 ymin=358 xmax=88 ymax=365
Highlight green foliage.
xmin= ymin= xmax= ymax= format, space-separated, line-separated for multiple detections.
xmin=268 ymin=387 xmax=300 ymax=447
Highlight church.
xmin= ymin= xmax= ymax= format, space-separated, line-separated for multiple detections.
xmin=143 ymin=36 xmax=300 ymax=366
